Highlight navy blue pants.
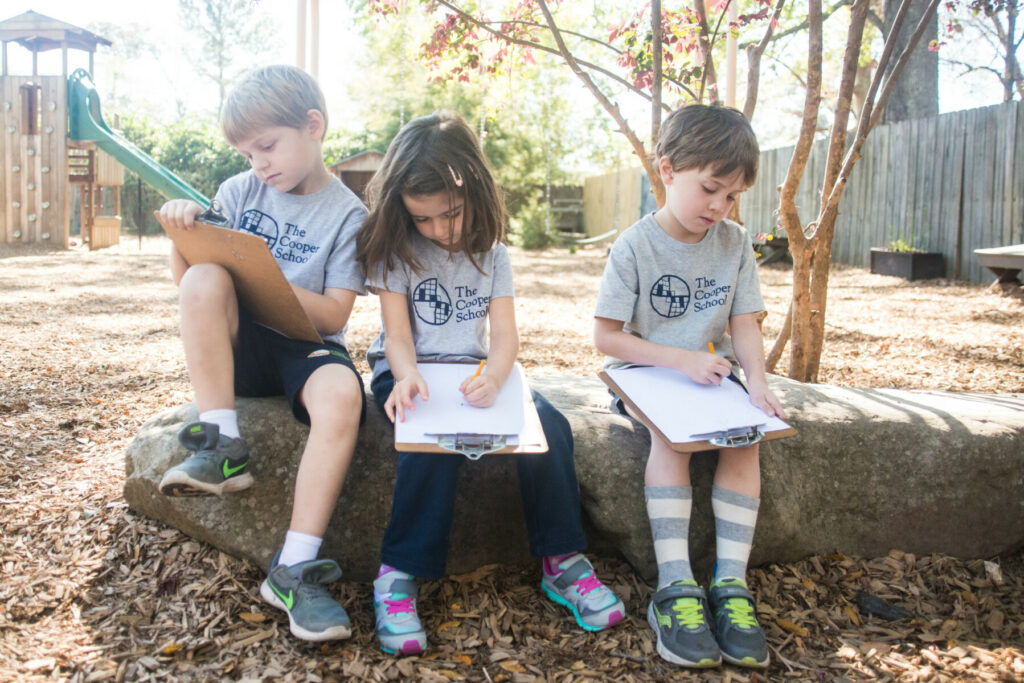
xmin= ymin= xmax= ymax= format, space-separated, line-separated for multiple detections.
xmin=372 ymin=372 xmax=588 ymax=579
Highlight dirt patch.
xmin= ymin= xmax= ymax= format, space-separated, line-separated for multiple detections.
xmin=1 ymin=237 xmax=1022 ymax=681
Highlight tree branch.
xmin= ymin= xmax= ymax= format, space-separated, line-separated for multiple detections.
xmin=473 ymin=17 xmax=699 ymax=96
xmin=653 ymin=0 xmax=663 ymax=145
xmin=430 ymin=0 xmax=692 ymax=105
xmin=741 ymin=0 xmax=853 ymax=49
xmin=744 ymin=0 xmax=787 ymax=119
xmin=533 ymin=0 xmax=664 ymax=206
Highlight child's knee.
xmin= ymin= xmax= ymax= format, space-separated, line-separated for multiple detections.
xmin=178 ymin=263 xmax=234 ymax=307
xmin=304 ymin=366 xmax=362 ymax=425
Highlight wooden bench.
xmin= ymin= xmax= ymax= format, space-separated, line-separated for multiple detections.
xmin=975 ymin=244 xmax=1024 ymax=291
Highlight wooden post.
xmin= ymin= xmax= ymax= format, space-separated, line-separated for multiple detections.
xmin=80 ymin=181 xmax=88 ymax=244
xmin=2 ymin=41 xmax=7 ymax=77
xmin=726 ymin=0 xmax=738 ymax=106
xmin=296 ymin=0 xmax=307 ymax=69
xmin=62 ymin=43 xmax=68 ymax=79
xmin=310 ymin=0 xmax=319 ymax=78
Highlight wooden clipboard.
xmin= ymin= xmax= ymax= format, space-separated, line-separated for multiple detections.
xmin=394 ymin=362 xmax=548 ymax=459
xmin=156 ymin=213 xmax=322 ymax=344
xmin=600 ymin=366 xmax=797 ymax=453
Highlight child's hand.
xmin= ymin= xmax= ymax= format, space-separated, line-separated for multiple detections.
xmin=459 ymin=373 xmax=501 ymax=408
xmin=679 ymin=349 xmax=732 ymax=385
xmin=158 ymin=199 xmax=203 ymax=231
xmin=747 ymin=381 xmax=787 ymax=420
xmin=385 ymin=373 xmax=430 ymax=423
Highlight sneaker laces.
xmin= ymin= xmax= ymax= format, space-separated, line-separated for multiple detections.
xmin=296 ymin=578 xmax=334 ymax=603
xmin=670 ymin=597 xmax=707 ymax=629
xmin=722 ymin=597 xmax=758 ymax=629
xmin=384 ymin=594 xmax=416 ymax=615
xmin=572 ymin=571 xmax=604 ymax=597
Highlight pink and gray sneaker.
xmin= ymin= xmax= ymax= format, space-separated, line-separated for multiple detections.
xmin=541 ymin=553 xmax=625 ymax=631
xmin=373 ymin=568 xmax=428 ymax=655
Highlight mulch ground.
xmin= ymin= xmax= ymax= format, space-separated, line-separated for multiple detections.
xmin=1 ymin=236 xmax=1022 ymax=682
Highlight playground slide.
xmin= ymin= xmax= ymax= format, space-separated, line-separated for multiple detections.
xmin=67 ymin=68 xmax=208 ymax=206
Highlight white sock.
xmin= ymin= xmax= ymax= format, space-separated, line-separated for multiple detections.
xmin=199 ymin=409 xmax=240 ymax=440
xmin=278 ymin=530 xmax=323 ymax=567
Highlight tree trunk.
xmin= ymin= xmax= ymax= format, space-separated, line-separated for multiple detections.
xmin=805 ymin=0 xmax=869 ymax=381
xmin=780 ymin=0 xmax=823 ymax=382
xmin=881 ymin=0 xmax=937 ymax=123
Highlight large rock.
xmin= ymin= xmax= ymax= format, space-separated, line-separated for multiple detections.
xmin=124 ymin=376 xmax=1024 ymax=582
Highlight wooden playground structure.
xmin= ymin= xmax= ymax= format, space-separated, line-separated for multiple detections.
xmin=0 ymin=10 xmax=124 ymax=249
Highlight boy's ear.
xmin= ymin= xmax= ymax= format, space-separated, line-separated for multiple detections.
xmin=657 ymin=156 xmax=675 ymax=184
xmin=306 ymin=109 xmax=326 ymax=140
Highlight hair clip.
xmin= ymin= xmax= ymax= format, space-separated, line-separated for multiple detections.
xmin=447 ymin=163 xmax=464 ymax=187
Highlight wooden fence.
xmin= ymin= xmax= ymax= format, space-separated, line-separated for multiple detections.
xmin=743 ymin=100 xmax=1024 ymax=284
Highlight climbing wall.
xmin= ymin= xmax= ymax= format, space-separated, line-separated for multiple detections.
xmin=0 ymin=74 xmax=69 ymax=246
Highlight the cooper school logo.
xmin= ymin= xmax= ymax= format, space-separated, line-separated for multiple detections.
xmin=412 ymin=278 xmax=452 ymax=325
xmin=239 ymin=209 xmax=279 ymax=249
xmin=650 ymin=275 xmax=690 ymax=318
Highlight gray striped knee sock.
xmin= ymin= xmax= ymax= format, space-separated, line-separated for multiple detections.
xmin=645 ymin=485 xmax=694 ymax=589
xmin=711 ymin=485 xmax=760 ymax=584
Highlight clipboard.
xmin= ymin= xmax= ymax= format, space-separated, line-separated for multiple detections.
xmin=599 ymin=365 xmax=796 ymax=453
xmin=394 ymin=362 xmax=548 ymax=459
xmin=155 ymin=210 xmax=322 ymax=344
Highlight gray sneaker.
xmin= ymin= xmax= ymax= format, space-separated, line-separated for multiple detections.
xmin=647 ymin=580 xmax=722 ymax=668
xmin=709 ymin=579 xmax=770 ymax=668
xmin=159 ymin=422 xmax=253 ymax=497
xmin=260 ymin=552 xmax=352 ymax=642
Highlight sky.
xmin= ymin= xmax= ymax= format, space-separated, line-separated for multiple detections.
xmin=1 ymin=1 xmax=1011 ymax=153
xmin=2 ymin=0 xmax=363 ymax=124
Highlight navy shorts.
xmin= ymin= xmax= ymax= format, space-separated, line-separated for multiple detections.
xmin=233 ymin=305 xmax=366 ymax=426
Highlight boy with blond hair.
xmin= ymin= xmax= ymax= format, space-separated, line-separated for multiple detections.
xmin=158 ymin=64 xmax=366 ymax=643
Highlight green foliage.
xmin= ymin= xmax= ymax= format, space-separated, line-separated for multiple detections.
xmin=117 ymin=112 xmax=247 ymax=233
xmin=509 ymin=194 xmax=556 ymax=250
xmin=887 ymin=225 xmax=921 ymax=253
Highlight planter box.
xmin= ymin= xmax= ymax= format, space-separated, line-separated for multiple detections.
xmin=869 ymin=248 xmax=944 ymax=280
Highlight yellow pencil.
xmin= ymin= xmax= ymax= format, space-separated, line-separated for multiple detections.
xmin=708 ymin=342 xmax=715 ymax=354
xmin=472 ymin=360 xmax=486 ymax=379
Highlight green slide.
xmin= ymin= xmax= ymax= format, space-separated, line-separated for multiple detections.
xmin=67 ymin=68 xmax=208 ymax=206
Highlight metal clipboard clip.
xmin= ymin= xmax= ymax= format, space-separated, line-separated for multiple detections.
xmin=428 ymin=433 xmax=509 ymax=460
xmin=196 ymin=202 xmax=230 ymax=227
xmin=690 ymin=426 xmax=765 ymax=448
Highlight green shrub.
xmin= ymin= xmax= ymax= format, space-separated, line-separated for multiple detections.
xmin=509 ymin=195 xmax=555 ymax=250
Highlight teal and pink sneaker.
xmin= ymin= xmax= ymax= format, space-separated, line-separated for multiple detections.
xmin=541 ymin=553 xmax=625 ymax=631
xmin=373 ymin=568 xmax=427 ymax=655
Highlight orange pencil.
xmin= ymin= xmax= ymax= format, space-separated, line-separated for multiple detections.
xmin=472 ymin=360 xmax=486 ymax=379
xmin=708 ymin=342 xmax=715 ymax=354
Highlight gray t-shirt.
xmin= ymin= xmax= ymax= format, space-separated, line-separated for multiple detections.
xmin=214 ymin=170 xmax=367 ymax=347
xmin=594 ymin=213 xmax=765 ymax=369
xmin=366 ymin=234 xmax=514 ymax=381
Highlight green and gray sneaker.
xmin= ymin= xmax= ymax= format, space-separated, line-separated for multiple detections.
xmin=709 ymin=579 xmax=770 ymax=668
xmin=647 ymin=580 xmax=722 ymax=668
xmin=159 ymin=422 xmax=253 ymax=497
xmin=260 ymin=552 xmax=352 ymax=642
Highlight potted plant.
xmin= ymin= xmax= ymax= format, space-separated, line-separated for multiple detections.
xmin=870 ymin=228 xmax=944 ymax=280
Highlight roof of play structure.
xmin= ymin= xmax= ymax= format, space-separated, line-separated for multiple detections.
xmin=0 ymin=10 xmax=111 ymax=53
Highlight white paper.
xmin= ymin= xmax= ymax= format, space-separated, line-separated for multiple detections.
xmin=605 ymin=365 xmax=790 ymax=443
xmin=395 ymin=362 xmax=526 ymax=444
